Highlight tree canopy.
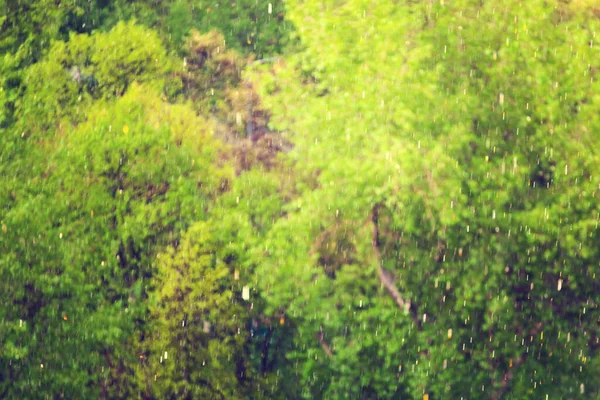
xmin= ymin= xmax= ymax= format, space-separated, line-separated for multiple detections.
xmin=1 ymin=0 xmax=599 ymax=398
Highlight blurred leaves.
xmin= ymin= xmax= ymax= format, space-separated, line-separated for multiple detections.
xmin=2 ymin=0 xmax=600 ymax=399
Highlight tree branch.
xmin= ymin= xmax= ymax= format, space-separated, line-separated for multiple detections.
xmin=371 ymin=204 xmax=421 ymax=328
xmin=316 ymin=332 xmax=333 ymax=357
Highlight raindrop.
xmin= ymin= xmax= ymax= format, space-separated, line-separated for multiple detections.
xmin=242 ymin=285 xmax=250 ymax=300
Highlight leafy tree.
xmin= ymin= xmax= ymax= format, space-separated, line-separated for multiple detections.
xmin=0 ymin=40 xmax=226 ymax=397
xmin=0 ymin=0 xmax=136 ymax=127
xmin=3 ymin=0 xmax=600 ymax=398
xmin=146 ymin=219 xmax=255 ymax=399
xmin=143 ymin=158 xmax=302 ymax=397
xmin=17 ymin=20 xmax=169 ymax=138
xmin=249 ymin=0 xmax=600 ymax=398
xmin=156 ymin=0 xmax=291 ymax=56
xmin=2 ymin=11 xmax=292 ymax=397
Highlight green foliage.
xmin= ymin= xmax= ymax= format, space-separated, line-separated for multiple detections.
xmin=141 ymin=167 xmax=299 ymax=398
xmin=0 ymin=78 xmax=224 ymax=398
xmin=0 ymin=0 xmax=77 ymax=56
xmin=91 ymin=21 xmax=168 ymax=96
xmin=49 ymin=83 xmax=223 ymax=287
xmin=160 ymin=0 xmax=291 ymax=57
xmin=249 ymin=0 xmax=600 ymax=398
xmin=146 ymin=219 xmax=255 ymax=398
xmin=0 ymin=0 xmax=137 ymax=126
xmin=3 ymin=0 xmax=600 ymax=398
xmin=174 ymin=30 xmax=244 ymax=107
xmin=17 ymin=21 xmax=170 ymax=136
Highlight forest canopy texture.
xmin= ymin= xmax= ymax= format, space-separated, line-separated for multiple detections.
xmin=1 ymin=0 xmax=599 ymax=399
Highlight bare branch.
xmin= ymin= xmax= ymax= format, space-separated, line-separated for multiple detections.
xmin=371 ymin=204 xmax=421 ymax=328
xmin=316 ymin=332 xmax=333 ymax=357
